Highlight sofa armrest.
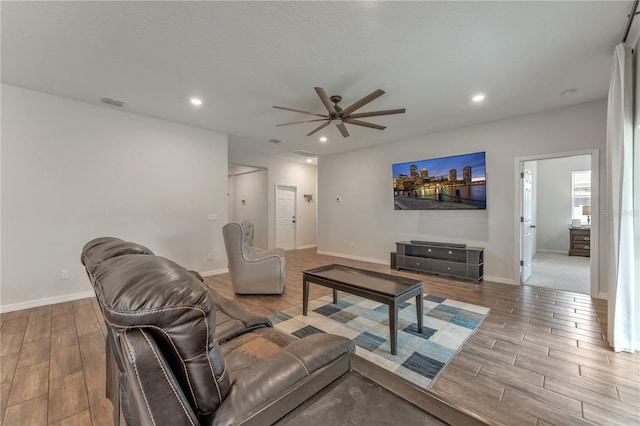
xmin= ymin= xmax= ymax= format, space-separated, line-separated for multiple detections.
xmin=212 ymin=334 xmax=354 ymax=426
xmin=214 ymin=298 xmax=272 ymax=343
xmin=230 ymin=254 xmax=285 ymax=294
xmin=253 ymin=247 xmax=285 ymax=260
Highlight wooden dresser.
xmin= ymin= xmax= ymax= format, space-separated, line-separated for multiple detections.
xmin=569 ymin=227 xmax=591 ymax=257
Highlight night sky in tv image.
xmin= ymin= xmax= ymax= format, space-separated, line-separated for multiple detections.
xmin=392 ymin=152 xmax=487 ymax=210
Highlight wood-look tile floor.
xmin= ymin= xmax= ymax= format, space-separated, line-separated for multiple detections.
xmin=1 ymin=248 xmax=638 ymax=425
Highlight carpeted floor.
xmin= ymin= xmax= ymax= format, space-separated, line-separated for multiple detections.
xmin=525 ymin=252 xmax=590 ymax=294
xmin=269 ymin=293 xmax=489 ymax=390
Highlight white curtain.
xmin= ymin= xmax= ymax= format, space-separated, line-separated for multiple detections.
xmin=606 ymin=43 xmax=640 ymax=353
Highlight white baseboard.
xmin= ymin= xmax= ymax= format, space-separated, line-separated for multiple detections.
xmin=316 ymin=250 xmax=389 ymax=266
xmin=484 ymin=276 xmax=516 ymax=285
xmin=200 ymin=267 xmax=229 ymax=277
xmin=0 ymin=290 xmax=95 ymax=313
xmin=537 ymin=249 xmax=568 ymax=255
xmin=1 ymin=267 xmax=232 ymax=312
xmin=296 ymin=245 xmax=317 ymax=250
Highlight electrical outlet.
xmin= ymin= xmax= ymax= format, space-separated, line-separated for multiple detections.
xmin=207 ymin=252 xmax=213 ymax=260
xmin=61 ymin=270 xmax=69 ymax=280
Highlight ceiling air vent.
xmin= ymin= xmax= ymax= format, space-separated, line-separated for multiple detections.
xmin=268 ymin=138 xmax=283 ymax=144
xmin=100 ymin=97 xmax=126 ymax=107
xmin=290 ymin=150 xmax=319 ymax=157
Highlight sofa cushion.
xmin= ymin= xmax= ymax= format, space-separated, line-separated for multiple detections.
xmin=214 ymin=332 xmax=355 ymax=425
xmin=221 ymin=328 xmax=298 ymax=383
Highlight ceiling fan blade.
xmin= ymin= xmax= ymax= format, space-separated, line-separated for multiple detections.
xmin=272 ymin=105 xmax=328 ymax=118
xmin=340 ymin=89 xmax=385 ymax=116
xmin=343 ymin=118 xmax=386 ymax=131
xmin=348 ymin=108 xmax=406 ymax=119
xmin=306 ymin=121 xmax=331 ymax=136
xmin=336 ymin=122 xmax=350 ymax=138
xmin=276 ymin=118 xmax=328 ymax=126
xmin=314 ymin=87 xmax=338 ymax=116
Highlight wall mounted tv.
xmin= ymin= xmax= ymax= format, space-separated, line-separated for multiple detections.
xmin=392 ymin=151 xmax=486 ymax=210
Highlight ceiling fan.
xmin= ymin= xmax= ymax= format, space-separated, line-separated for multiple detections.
xmin=273 ymin=87 xmax=406 ymax=138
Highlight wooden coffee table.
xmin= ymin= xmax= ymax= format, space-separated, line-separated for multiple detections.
xmin=302 ymin=264 xmax=423 ymax=355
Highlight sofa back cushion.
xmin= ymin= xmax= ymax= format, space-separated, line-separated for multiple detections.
xmin=93 ymin=254 xmax=230 ymax=419
xmin=81 ymin=237 xmax=154 ymax=275
xmin=239 ymin=220 xmax=256 ymax=259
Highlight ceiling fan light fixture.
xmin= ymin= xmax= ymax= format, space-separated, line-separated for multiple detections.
xmin=273 ymin=87 xmax=405 ymax=138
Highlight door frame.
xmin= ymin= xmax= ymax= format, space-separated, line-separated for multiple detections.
xmin=521 ymin=165 xmax=534 ymax=283
xmin=513 ymin=149 xmax=599 ymax=297
xmin=275 ymin=183 xmax=298 ymax=250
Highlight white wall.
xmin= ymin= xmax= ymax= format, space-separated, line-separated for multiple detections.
xmin=227 ymin=152 xmax=317 ymax=249
xmin=228 ymin=169 xmax=268 ymax=249
xmin=1 ymin=84 xmax=229 ymax=310
xmin=318 ymin=100 xmax=608 ymax=290
xmin=536 ymin=155 xmax=591 ymax=253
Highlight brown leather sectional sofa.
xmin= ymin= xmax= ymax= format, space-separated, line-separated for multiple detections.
xmin=81 ymin=237 xmax=355 ymax=426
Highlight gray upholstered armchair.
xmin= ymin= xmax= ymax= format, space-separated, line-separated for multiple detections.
xmin=222 ymin=220 xmax=286 ymax=294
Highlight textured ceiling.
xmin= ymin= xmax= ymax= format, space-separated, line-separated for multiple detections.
xmin=1 ymin=1 xmax=632 ymax=163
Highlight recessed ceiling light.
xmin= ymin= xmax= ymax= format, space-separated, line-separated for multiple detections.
xmin=190 ymin=98 xmax=203 ymax=106
xmin=306 ymin=158 xmax=313 ymax=163
xmin=472 ymin=94 xmax=486 ymax=103
xmin=319 ymin=137 xmax=327 ymax=142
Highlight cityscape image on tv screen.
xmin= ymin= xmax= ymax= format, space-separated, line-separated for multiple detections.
xmin=392 ymin=151 xmax=486 ymax=210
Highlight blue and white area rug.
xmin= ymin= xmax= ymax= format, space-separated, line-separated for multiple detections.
xmin=269 ymin=293 xmax=490 ymax=389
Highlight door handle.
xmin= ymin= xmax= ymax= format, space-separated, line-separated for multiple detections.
xmin=530 ymin=225 xmax=536 ymax=228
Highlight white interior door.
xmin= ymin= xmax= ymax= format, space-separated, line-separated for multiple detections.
xmin=521 ymin=167 xmax=534 ymax=282
xmin=276 ymin=185 xmax=296 ymax=251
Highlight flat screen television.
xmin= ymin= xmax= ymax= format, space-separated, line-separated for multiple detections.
xmin=392 ymin=151 xmax=486 ymax=210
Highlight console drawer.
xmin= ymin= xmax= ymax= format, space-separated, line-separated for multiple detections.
xmin=429 ymin=260 xmax=467 ymax=277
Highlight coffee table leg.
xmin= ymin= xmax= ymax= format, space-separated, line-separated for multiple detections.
xmin=303 ymin=276 xmax=309 ymax=316
xmin=333 ymin=289 xmax=338 ymax=304
xmin=390 ymin=301 xmax=398 ymax=355
xmin=416 ymin=293 xmax=423 ymax=333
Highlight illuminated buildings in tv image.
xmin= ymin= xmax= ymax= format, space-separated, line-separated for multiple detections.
xmin=392 ymin=152 xmax=486 ymax=210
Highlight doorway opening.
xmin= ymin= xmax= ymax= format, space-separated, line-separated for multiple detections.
xmin=228 ymin=163 xmax=268 ymax=249
xmin=515 ymin=150 xmax=599 ymax=296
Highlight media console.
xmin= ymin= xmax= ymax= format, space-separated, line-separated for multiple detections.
xmin=391 ymin=240 xmax=484 ymax=283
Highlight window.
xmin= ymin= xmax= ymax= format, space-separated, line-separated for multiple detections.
xmin=572 ymin=170 xmax=591 ymax=225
